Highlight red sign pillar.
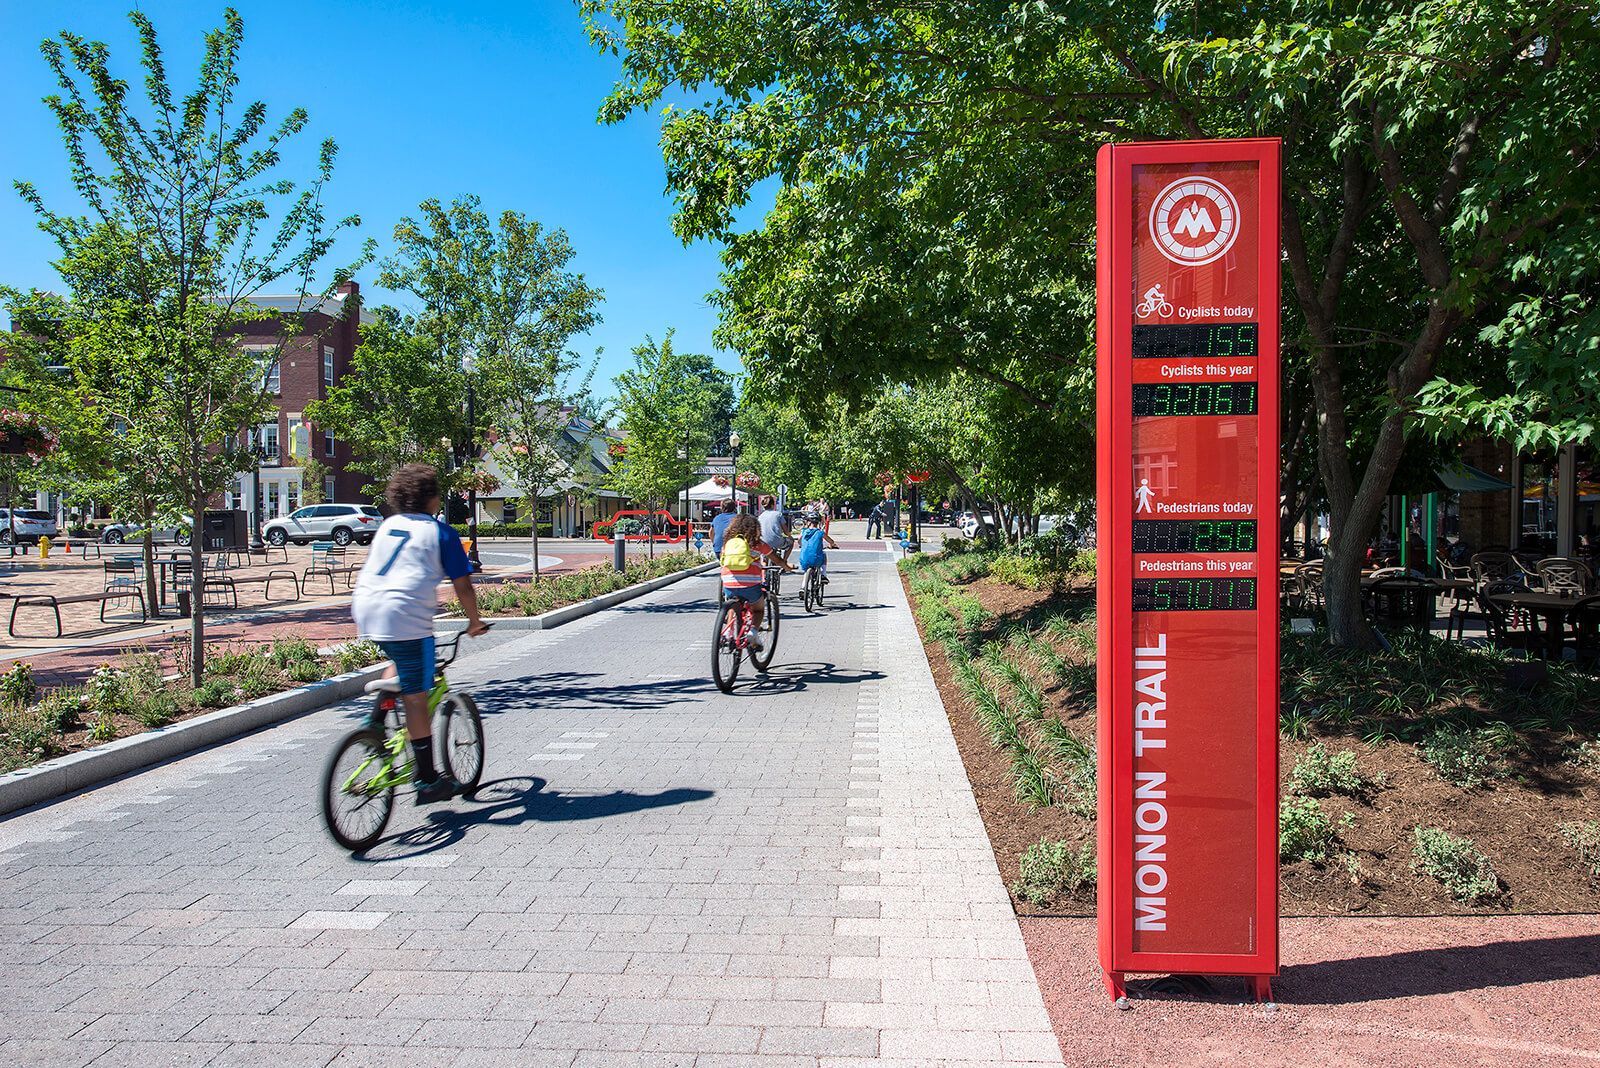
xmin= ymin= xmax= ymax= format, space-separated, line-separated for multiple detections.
xmin=1095 ymin=139 xmax=1281 ymax=1002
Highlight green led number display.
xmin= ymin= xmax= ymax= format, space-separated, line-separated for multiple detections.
xmin=1131 ymin=382 xmax=1258 ymax=417
xmin=1132 ymin=520 xmax=1257 ymax=554
xmin=1131 ymin=323 xmax=1259 ymax=359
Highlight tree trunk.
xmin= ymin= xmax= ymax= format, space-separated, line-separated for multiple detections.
xmin=531 ymin=486 xmax=541 ymax=582
xmin=141 ymin=503 xmax=158 ymax=620
xmin=189 ymin=491 xmax=205 ymax=686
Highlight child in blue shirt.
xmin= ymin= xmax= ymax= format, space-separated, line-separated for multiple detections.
xmin=796 ymin=510 xmax=837 ymax=582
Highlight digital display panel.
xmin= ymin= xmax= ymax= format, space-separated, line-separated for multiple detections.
xmin=1132 ymin=323 xmax=1258 ymax=359
xmin=1132 ymin=382 xmax=1258 ymax=417
xmin=1132 ymin=519 xmax=1257 ymax=554
xmin=1132 ymin=577 xmax=1257 ymax=612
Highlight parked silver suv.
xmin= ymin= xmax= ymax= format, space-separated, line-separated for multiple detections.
xmin=0 ymin=508 xmax=58 ymax=544
xmin=262 ymin=503 xmax=382 ymax=547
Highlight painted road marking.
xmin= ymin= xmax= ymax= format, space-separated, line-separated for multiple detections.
xmin=289 ymin=911 xmax=389 ymax=930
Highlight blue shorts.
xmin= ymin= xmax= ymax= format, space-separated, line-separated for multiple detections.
xmin=724 ymin=585 xmax=764 ymax=604
xmin=376 ymin=637 xmax=436 ymax=696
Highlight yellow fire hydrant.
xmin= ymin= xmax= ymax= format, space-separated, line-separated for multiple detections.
xmin=37 ymin=535 xmax=51 ymax=561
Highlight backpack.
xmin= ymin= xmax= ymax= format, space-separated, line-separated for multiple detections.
xmin=721 ymin=536 xmax=752 ymax=571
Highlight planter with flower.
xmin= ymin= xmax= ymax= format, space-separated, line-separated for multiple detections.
xmin=0 ymin=410 xmax=57 ymax=460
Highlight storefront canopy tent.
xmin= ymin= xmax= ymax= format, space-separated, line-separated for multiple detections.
xmin=686 ymin=477 xmax=736 ymax=502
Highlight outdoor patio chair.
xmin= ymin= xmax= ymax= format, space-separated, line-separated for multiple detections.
xmin=1570 ymin=594 xmax=1600 ymax=666
xmin=1475 ymin=579 xmax=1541 ymax=657
xmin=1365 ymin=575 xmax=1438 ymax=631
xmin=1470 ymin=551 xmax=1519 ymax=588
xmin=103 ymin=556 xmax=143 ymax=593
xmin=1295 ymin=561 xmax=1324 ymax=611
xmin=1536 ymin=557 xmax=1591 ymax=597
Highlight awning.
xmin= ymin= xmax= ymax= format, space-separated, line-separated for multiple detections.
xmin=686 ymin=477 xmax=735 ymax=502
xmin=1437 ymin=463 xmax=1513 ymax=493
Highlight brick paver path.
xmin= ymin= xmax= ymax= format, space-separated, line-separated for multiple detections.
xmin=0 ymin=551 xmax=1062 ymax=1066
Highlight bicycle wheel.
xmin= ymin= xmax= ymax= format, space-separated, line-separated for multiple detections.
xmin=320 ymin=726 xmax=394 ymax=852
xmin=438 ymin=691 xmax=484 ymax=794
xmin=712 ymin=600 xmax=742 ymax=693
xmin=750 ymin=593 xmax=780 ymax=671
xmin=801 ymin=570 xmax=815 ymax=612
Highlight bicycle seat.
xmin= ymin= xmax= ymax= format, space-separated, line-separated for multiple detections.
xmin=363 ymin=677 xmax=401 ymax=695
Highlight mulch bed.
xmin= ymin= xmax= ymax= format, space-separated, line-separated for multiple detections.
xmin=905 ymin=570 xmax=1600 ymax=917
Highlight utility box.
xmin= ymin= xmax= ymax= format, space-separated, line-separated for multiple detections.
xmin=203 ymin=509 xmax=248 ymax=551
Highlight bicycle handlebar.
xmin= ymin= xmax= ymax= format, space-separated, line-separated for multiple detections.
xmin=435 ymin=622 xmax=492 ymax=668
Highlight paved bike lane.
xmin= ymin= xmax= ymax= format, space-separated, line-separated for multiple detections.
xmin=0 ymin=554 xmax=1062 ymax=1067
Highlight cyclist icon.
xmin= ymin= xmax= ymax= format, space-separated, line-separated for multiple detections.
xmin=1136 ymin=285 xmax=1174 ymax=319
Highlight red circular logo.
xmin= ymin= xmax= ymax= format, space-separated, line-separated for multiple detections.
xmin=1149 ymin=176 xmax=1240 ymax=266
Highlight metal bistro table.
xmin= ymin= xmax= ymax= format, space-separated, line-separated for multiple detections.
xmin=1489 ymin=589 xmax=1579 ymax=660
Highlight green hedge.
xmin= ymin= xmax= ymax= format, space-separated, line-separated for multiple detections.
xmin=454 ymin=551 xmax=706 ymax=618
xmin=449 ymin=523 xmax=552 ymax=539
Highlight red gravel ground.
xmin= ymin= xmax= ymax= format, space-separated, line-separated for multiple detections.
xmin=1022 ymin=914 xmax=1600 ymax=1067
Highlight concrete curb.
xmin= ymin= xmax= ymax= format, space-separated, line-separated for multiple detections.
xmin=0 ymin=560 xmax=716 ymax=819
xmin=465 ymin=559 xmax=718 ymax=630
xmin=0 ymin=664 xmax=388 ymax=819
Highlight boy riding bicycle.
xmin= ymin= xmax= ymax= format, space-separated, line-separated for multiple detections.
xmin=352 ymin=464 xmax=489 ymax=804
xmin=719 ymin=513 xmax=794 ymax=650
xmin=797 ymin=509 xmax=837 ymax=583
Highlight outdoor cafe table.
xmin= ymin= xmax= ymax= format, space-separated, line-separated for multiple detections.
xmin=1488 ymin=589 xmax=1578 ymax=660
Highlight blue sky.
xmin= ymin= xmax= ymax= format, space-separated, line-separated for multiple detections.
xmin=0 ymin=0 xmax=745 ymax=389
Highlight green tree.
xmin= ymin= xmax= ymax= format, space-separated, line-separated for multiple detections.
xmin=585 ymin=0 xmax=1600 ymax=646
xmin=611 ymin=331 xmax=735 ymax=556
xmin=374 ymin=196 xmax=605 ymax=541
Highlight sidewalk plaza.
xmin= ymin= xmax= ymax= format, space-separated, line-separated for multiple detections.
xmin=1 ymin=550 xmax=1596 ymax=1067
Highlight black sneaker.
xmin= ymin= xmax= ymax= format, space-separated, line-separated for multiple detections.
xmin=414 ymin=774 xmax=458 ymax=805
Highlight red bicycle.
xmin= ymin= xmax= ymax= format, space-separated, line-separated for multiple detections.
xmin=712 ymin=566 xmax=781 ymax=692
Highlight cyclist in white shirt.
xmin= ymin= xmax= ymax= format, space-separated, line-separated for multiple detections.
xmin=353 ymin=464 xmax=488 ymax=803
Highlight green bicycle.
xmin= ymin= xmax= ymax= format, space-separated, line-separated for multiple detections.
xmin=320 ymin=629 xmax=488 ymax=851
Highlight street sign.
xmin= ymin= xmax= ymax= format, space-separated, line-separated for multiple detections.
xmin=1095 ymin=138 xmax=1280 ymax=1003
xmin=906 ymin=471 xmax=930 ymax=483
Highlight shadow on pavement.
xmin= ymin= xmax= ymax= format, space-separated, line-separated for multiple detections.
xmin=472 ymin=673 xmax=718 ymax=711
xmin=736 ymin=662 xmax=886 ymax=696
xmin=358 ymin=775 xmax=715 ymax=859
xmin=1278 ymin=932 xmax=1600 ymax=1005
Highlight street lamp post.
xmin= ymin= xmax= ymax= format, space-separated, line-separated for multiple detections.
xmin=463 ymin=355 xmax=481 ymax=570
xmin=678 ymin=434 xmax=690 ymax=532
xmin=248 ymin=443 xmax=266 ymax=551
xmin=727 ymin=431 xmax=741 ymax=512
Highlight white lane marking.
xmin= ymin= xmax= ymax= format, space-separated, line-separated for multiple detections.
xmin=562 ymin=732 xmax=609 ymax=738
xmin=289 ymin=911 xmax=389 ymax=930
xmin=546 ymin=742 xmax=596 ymax=750
xmin=336 ymin=880 xmax=425 ymax=896
xmin=530 ymin=753 xmax=584 ymax=762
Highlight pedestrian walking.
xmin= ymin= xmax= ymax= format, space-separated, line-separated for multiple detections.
xmin=865 ymin=501 xmax=883 ymax=540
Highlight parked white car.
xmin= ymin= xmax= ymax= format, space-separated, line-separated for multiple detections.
xmin=263 ymin=503 xmax=383 ymax=547
xmin=100 ymin=522 xmax=192 ymax=546
xmin=0 ymin=508 xmax=59 ymax=544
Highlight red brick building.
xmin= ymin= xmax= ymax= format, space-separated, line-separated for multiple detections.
xmin=224 ymin=280 xmax=374 ymax=520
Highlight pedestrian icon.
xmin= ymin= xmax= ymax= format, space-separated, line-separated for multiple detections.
xmin=1135 ymin=478 xmax=1155 ymax=513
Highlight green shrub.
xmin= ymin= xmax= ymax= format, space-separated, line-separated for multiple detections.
xmin=334 ymin=640 xmax=384 ymax=674
xmin=271 ymin=637 xmax=318 ymax=668
xmin=1561 ymin=820 xmax=1600 ymax=878
xmin=133 ymin=691 xmax=180 ymax=728
xmin=1010 ymin=838 xmax=1096 ymax=907
xmin=34 ymin=689 xmax=84 ymax=734
xmin=1412 ymin=826 xmax=1500 ymax=903
xmin=0 ymin=706 xmax=60 ymax=766
xmin=192 ymin=679 xmax=238 ymax=709
xmin=86 ymin=711 xmax=118 ymax=743
xmin=84 ymin=665 xmax=127 ymax=715
xmin=287 ymin=660 xmax=325 ymax=684
xmin=989 ymin=553 xmax=1058 ymax=590
xmin=0 ymin=661 xmax=38 ymax=709
xmin=1570 ymin=741 xmax=1600 ymax=775
xmin=1420 ymin=725 xmax=1511 ymax=788
xmin=1290 ymin=743 xmax=1377 ymax=798
xmin=940 ymin=535 xmax=972 ymax=555
xmin=1280 ymin=795 xmax=1345 ymax=863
